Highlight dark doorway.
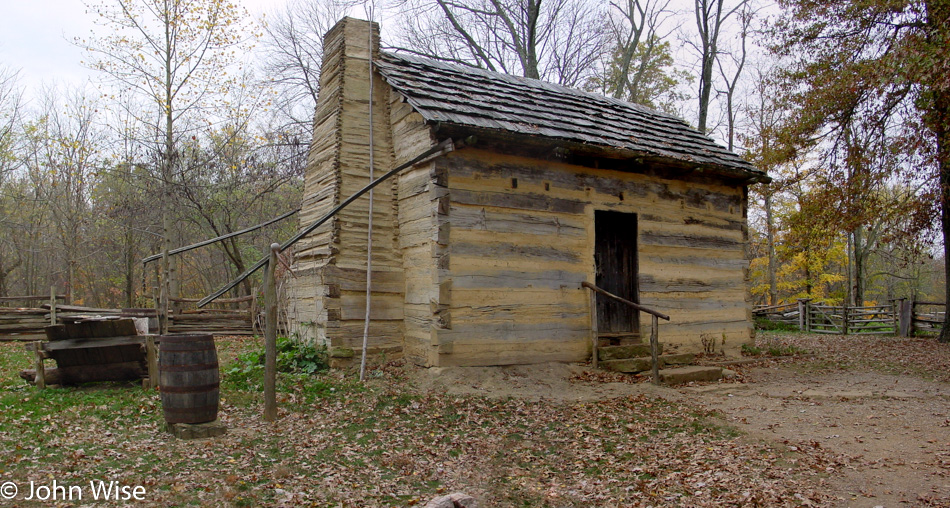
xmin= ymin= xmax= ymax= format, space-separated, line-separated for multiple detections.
xmin=594 ymin=210 xmax=640 ymax=340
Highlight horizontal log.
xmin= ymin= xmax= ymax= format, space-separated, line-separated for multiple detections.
xmin=441 ymin=150 xmax=742 ymax=214
xmin=20 ymin=361 xmax=145 ymax=386
xmin=0 ymin=333 xmax=47 ymax=342
xmin=450 ymin=241 xmax=581 ymax=263
xmin=450 ymin=205 xmax=586 ymax=238
xmin=437 ymin=322 xmax=589 ymax=345
xmin=639 ymin=274 xmax=742 ymax=293
xmin=0 ymin=295 xmax=65 ymax=302
xmin=42 ymin=304 xmax=121 ymax=314
xmin=0 ymin=308 xmax=49 ymax=316
xmin=165 ymin=295 xmax=254 ymax=304
xmin=174 ymin=311 xmax=249 ymax=318
xmin=450 ymin=188 xmax=586 ymax=214
xmin=451 ymin=270 xmax=588 ymax=290
xmin=639 ymin=231 xmax=742 ymax=250
xmin=753 ymin=303 xmax=800 ymax=313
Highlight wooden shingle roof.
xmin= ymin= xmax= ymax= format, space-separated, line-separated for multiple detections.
xmin=376 ymin=51 xmax=765 ymax=181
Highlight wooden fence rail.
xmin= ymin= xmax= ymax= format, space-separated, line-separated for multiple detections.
xmin=754 ymin=299 xmax=943 ymax=337
xmin=0 ymin=300 xmax=257 ymax=341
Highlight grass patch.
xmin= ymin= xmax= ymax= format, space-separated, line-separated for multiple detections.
xmin=754 ymin=317 xmax=801 ymax=332
xmin=0 ymin=337 xmax=837 ymax=506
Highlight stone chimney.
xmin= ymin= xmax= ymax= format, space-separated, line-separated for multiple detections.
xmin=288 ymin=17 xmax=403 ymax=352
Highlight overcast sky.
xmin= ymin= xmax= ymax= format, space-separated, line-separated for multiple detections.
xmin=0 ymin=0 xmax=288 ymax=93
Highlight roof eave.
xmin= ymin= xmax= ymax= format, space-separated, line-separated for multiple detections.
xmin=433 ymin=122 xmax=771 ymax=185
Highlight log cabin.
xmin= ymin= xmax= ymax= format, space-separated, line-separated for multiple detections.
xmin=286 ymin=17 xmax=769 ymax=367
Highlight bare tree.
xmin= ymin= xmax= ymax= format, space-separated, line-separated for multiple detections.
xmin=259 ymin=0 xmax=354 ymax=134
xmin=691 ymin=0 xmax=746 ymax=133
xmin=394 ymin=0 xmax=608 ymax=86
xmin=714 ymin=4 xmax=751 ymax=150
xmin=605 ymin=0 xmax=671 ymax=99
xmin=0 ymin=67 xmax=25 ymax=296
xmin=21 ymin=86 xmax=105 ymax=304
xmin=79 ymin=0 xmax=253 ymax=328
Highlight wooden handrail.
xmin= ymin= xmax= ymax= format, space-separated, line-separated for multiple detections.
xmin=581 ymin=282 xmax=670 ymax=321
xmin=582 ymin=281 xmax=670 ymax=384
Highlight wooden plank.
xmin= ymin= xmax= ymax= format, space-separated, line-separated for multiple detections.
xmin=145 ymin=336 xmax=158 ymax=390
xmin=42 ymin=335 xmax=147 ymax=352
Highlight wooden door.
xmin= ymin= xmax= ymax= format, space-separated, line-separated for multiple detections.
xmin=594 ymin=210 xmax=640 ymax=338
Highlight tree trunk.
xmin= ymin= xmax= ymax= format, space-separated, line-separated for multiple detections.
xmin=938 ymin=102 xmax=950 ymax=342
xmin=697 ymin=50 xmax=714 ymax=133
xmin=765 ymin=192 xmax=777 ymax=305
xmin=853 ymin=225 xmax=865 ymax=306
xmin=124 ymin=229 xmax=135 ymax=308
xmin=846 ymin=231 xmax=854 ymax=307
xmin=925 ymin=0 xmax=950 ymax=343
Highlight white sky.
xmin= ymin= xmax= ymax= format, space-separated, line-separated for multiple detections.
xmin=0 ymin=0 xmax=289 ymax=93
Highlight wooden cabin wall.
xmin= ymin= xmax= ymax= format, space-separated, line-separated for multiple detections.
xmin=435 ymin=148 xmax=752 ymax=366
xmin=390 ymin=90 xmax=441 ymax=365
xmin=288 ymin=18 xmax=404 ymax=353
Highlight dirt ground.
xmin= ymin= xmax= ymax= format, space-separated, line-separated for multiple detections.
xmin=690 ymin=367 xmax=950 ymax=507
xmin=410 ymin=337 xmax=950 ymax=507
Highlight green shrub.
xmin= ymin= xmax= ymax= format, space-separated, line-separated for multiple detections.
xmin=753 ymin=317 xmax=800 ymax=332
xmin=224 ymin=336 xmax=329 ymax=389
xmin=740 ymin=343 xmax=762 ymax=356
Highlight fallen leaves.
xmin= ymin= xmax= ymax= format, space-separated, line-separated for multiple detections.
xmin=0 ymin=339 xmax=850 ymax=507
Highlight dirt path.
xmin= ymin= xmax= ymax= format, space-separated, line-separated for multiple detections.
xmin=411 ymin=356 xmax=950 ymax=507
xmin=687 ymin=366 xmax=950 ymax=507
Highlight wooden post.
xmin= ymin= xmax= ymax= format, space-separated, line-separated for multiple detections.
xmin=154 ymin=263 xmax=167 ymax=335
xmin=899 ymin=299 xmax=914 ymax=337
xmin=145 ymin=336 xmax=158 ymax=389
xmin=49 ymin=285 xmax=57 ymax=325
xmin=249 ymin=292 xmax=258 ymax=335
xmin=798 ymin=299 xmax=806 ymax=331
xmin=842 ymin=305 xmax=850 ymax=336
xmin=892 ymin=299 xmax=902 ymax=336
xmin=805 ymin=300 xmax=813 ymax=332
xmin=589 ymin=288 xmax=598 ymax=368
xmin=32 ymin=342 xmax=45 ymax=390
xmin=650 ymin=314 xmax=660 ymax=385
xmin=263 ymin=243 xmax=279 ymax=422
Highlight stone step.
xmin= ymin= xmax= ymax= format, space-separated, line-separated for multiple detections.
xmin=658 ymin=366 xmax=723 ymax=385
xmin=597 ymin=343 xmax=662 ymax=360
xmin=600 ymin=353 xmax=696 ymax=373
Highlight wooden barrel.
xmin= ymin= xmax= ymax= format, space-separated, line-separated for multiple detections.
xmin=159 ymin=333 xmax=219 ymax=424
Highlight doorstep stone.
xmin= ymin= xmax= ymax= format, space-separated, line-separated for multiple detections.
xmin=658 ymin=366 xmax=723 ymax=385
xmin=597 ymin=344 xmax=662 ymax=361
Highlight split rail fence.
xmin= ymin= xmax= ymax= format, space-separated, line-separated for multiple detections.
xmin=754 ymin=299 xmax=945 ymax=337
xmin=0 ymin=292 xmax=256 ymax=341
